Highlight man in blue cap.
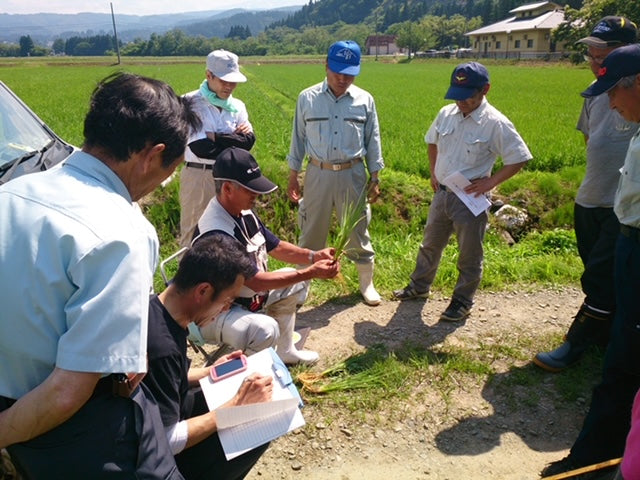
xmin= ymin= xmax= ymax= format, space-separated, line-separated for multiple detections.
xmin=541 ymin=43 xmax=640 ymax=479
xmin=393 ymin=62 xmax=532 ymax=322
xmin=287 ymin=40 xmax=384 ymax=306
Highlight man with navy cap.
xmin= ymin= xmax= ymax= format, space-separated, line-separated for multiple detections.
xmin=534 ymin=16 xmax=638 ymax=373
xmin=541 ymin=43 xmax=640 ymax=478
xmin=189 ymin=147 xmax=340 ymax=365
xmin=179 ymin=49 xmax=255 ymax=248
xmin=393 ymin=62 xmax=532 ymax=323
xmin=287 ymin=40 xmax=384 ymax=306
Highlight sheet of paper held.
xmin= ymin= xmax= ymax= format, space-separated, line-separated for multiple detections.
xmin=216 ymin=398 xmax=303 ymax=459
xmin=441 ymin=171 xmax=491 ymax=216
xmin=216 ymin=398 xmax=300 ymax=429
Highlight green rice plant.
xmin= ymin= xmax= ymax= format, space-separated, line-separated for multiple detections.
xmin=332 ymin=188 xmax=368 ymax=261
xmin=296 ymin=344 xmax=422 ymax=412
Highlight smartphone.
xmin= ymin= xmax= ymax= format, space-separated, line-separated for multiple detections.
xmin=210 ymin=355 xmax=248 ymax=382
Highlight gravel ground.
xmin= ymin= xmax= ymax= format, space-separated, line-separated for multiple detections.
xmin=0 ymin=286 xmax=600 ymax=480
xmin=240 ymin=286 xmax=603 ymax=480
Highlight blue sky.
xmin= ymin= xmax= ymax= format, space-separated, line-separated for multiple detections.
xmin=1 ymin=0 xmax=304 ymax=15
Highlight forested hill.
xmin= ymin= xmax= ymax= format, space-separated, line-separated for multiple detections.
xmin=270 ymin=0 xmax=584 ymax=30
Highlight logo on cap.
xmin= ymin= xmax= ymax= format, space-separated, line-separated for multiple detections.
xmin=454 ymin=74 xmax=468 ymax=84
xmin=597 ymin=66 xmax=607 ymax=77
xmin=593 ymin=20 xmax=615 ymax=35
xmin=336 ymin=48 xmax=356 ymax=61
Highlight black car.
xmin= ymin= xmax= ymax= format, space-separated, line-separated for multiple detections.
xmin=0 ymin=81 xmax=74 ymax=185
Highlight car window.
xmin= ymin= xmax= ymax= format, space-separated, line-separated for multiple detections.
xmin=0 ymin=86 xmax=54 ymax=169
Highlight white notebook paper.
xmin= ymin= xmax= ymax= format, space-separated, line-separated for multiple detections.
xmin=199 ymin=348 xmax=305 ymax=460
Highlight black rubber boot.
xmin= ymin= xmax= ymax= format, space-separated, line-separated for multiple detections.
xmin=533 ymin=304 xmax=613 ymax=372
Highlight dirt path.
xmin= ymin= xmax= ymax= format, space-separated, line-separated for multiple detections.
xmin=244 ymin=286 xmax=599 ymax=480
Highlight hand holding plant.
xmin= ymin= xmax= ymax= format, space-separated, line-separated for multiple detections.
xmin=312 ymin=247 xmax=336 ymax=263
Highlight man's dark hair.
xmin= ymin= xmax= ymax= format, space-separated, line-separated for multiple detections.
xmin=83 ymin=72 xmax=201 ymax=166
xmin=172 ymin=233 xmax=254 ymax=300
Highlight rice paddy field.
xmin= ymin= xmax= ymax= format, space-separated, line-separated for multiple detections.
xmin=0 ymin=56 xmax=591 ymax=174
xmin=0 ymin=56 xmax=594 ymax=299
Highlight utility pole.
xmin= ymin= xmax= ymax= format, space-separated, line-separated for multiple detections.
xmin=374 ymin=10 xmax=379 ymax=61
xmin=111 ymin=2 xmax=121 ymax=64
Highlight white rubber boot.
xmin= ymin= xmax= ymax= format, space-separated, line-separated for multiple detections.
xmin=269 ymin=299 xmax=319 ymax=365
xmin=355 ymin=262 xmax=381 ymax=306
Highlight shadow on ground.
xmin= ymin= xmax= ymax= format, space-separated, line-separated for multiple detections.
xmin=296 ymin=297 xmax=603 ymax=457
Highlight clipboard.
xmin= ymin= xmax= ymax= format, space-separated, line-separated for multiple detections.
xmin=198 ymin=347 xmax=306 ymax=460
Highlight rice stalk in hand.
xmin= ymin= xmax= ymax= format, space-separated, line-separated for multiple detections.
xmin=333 ymin=188 xmax=368 ymax=262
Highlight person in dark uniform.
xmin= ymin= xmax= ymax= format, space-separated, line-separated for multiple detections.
xmin=145 ymin=234 xmax=272 ymax=480
xmin=534 ymin=16 xmax=638 ymax=372
xmin=541 ymin=43 xmax=640 ymax=478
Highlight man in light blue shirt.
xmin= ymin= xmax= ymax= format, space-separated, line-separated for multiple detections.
xmin=287 ymin=40 xmax=384 ymax=306
xmin=0 ymin=72 xmax=199 ymax=479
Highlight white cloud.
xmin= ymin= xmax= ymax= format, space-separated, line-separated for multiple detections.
xmin=1 ymin=0 xmax=304 ymax=15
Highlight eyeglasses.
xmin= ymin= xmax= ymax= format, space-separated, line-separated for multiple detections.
xmin=583 ymin=52 xmax=608 ymax=64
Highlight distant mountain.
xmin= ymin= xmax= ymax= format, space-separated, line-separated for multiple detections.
xmin=183 ymin=9 xmax=298 ymax=38
xmin=0 ymin=7 xmax=300 ymax=45
xmin=270 ymin=0 xmax=584 ymax=31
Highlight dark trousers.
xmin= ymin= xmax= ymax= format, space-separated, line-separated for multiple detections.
xmin=175 ymin=388 xmax=269 ymax=480
xmin=571 ymin=232 xmax=640 ymax=464
xmin=1 ymin=385 xmax=182 ymax=480
xmin=574 ymin=204 xmax=619 ymax=312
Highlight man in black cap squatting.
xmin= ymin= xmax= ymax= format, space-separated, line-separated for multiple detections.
xmin=393 ymin=62 xmax=532 ymax=323
xmin=188 ymin=147 xmax=340 ymax=365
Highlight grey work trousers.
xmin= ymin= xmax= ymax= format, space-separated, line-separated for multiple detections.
xmin=179 ymin=164 xmax=216 ymax=248
xmin=298 ymin=162 xmax=375 ymax=264
xmin=196 ymin=269 xmax=305 ymax=353
xmin=409 ymin=189 xmax=488 ymax=307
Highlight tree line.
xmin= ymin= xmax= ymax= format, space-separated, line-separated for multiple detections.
xmin=3 ymin=0 xmax=637 ymax=59
xmin=1 ymin=34 xmax=118 ymax=57
xmin=271 ymin=0 xmax=583 ymax=33
xmin=0 ymin=14 xmax=507 ymax=59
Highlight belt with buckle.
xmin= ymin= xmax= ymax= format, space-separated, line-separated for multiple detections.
xmin=309 ymin=157 xmax=362 ymax=171
xmin=185 ymin=162 xmax=214 ymax=170
xmin=621 ymin=224 xmax=640 ymax=243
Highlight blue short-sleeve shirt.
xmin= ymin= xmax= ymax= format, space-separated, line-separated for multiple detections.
xmin=0 ymin=151 xmax=158 ymax=399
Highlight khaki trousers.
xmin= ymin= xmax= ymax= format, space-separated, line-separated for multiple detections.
xmin=297 ymin=162 xmax=375 ymax=264
xmin=179 ymin=164 xmax=216 ymax=248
